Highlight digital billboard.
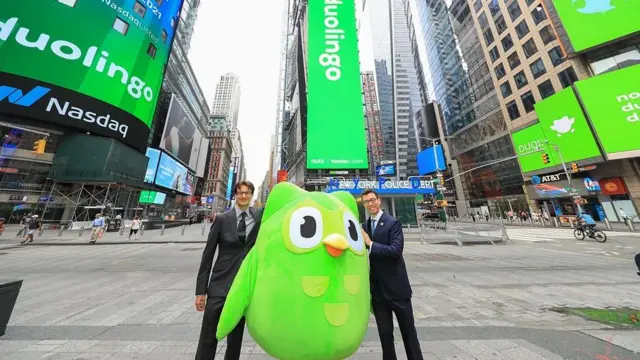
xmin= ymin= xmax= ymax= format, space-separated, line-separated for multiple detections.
xmin=144 ymin=147 xmax=160 ymax=183
xmin=155 ymin=152 xmax=195 ymax=195
xmin=417 ymin=145 xmax=446 ymax=175
xmin=159 ymin=95 xmax=203 ymax=170
xmin=574 ymin=64 xmax=640 ymax=160
xmin=139 ymin=190 xmax=166 ymax=204
xmin=375 ymin=163 xmax=397 ymax=177
xmin=0 ymin=0 xmax=184 ymax=152
xmin=534 ymin=87 xmax=602 ymax=163
xmin=510 ymin=123 xmax=558 ymax=173
xmin=306 ymin=0 xmax=368 ymax=169
xmin=552 ymin=0 xmax=640 ymax=52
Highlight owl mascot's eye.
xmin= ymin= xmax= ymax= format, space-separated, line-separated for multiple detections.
xmin=215 ymin=182 xmax=370 ymax=360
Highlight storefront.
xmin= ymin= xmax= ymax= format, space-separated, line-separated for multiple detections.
xmin=325 ymin=177 xmax=437 ymax=225
xmin=594 ymin=177 xmax=638 ymax=222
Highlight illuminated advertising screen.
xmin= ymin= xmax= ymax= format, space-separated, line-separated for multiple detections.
xmin=306 ymin=0 xmax=368 ymax=169
xmin=574 ymin=64 xmax=640 ymax=160
xmin=226 ymin=166 xmax=235 ymax=200
xmin=139 ymin=190 xmax=166 ymax=204
xmin=375 ymin=163 xmax=397 ymax=177
xmin=533 ymin=87 xmax=601 ymax=162
xmin=0 ymin=0 xmax=184 ymax=152
xmin=417 ymin=145 xmax=447 ymax=175
xmin=159 ymin=95 xmax=203 ymax=170
xmin=144 ymin=147 xmax=160 ymax=183
xmin=552 ymin=0 xmax=640 ymax=52
xmin=510 ymin=123 xmax=557 ymax=173
xmin=155 ymin=152 xmax=194 ymax=195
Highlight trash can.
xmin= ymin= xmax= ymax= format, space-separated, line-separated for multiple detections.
xmin=0 ymin=280 xmax=22 ymax=337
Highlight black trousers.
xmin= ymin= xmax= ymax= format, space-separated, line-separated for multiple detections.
xmin=635 ymin=253 xmax=640 ymax=272
xmin=195 ymin=296 xmax=246 ymax=360
xmin=372 ymin=297 xmax=423 ymax=360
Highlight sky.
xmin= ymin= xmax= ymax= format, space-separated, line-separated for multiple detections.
xmin=187 ymin=0 xmax=286 ymax=186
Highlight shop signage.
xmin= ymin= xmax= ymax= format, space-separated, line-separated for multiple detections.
xmin=531 ymin=172 xmax=567 ymax=184
xmin=326 ymin=177 xmax=436 ymax=195
xmin=526 ymin=178 xmax=589 ymax=200
xmin=599 ymin=177 xmax=627 ymax=195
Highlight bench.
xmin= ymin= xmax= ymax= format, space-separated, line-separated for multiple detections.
xmin=0 ymin=280 xmax=22 ymax=337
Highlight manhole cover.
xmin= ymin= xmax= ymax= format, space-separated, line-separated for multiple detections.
xmin=180 ymin=248 xmax=202 ymax=252
xmin=406 ymin=253 xmax=470 ymax=261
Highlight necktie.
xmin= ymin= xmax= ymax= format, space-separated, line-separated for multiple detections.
xmin=238 ymin=212 xmax=247 ymax=243
xmin=371 ymin=219 xmax=377 ymax=233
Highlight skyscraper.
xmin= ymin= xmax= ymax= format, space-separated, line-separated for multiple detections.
xmin=176 ymin=0 xmax=201 ymax=53
xmin=210 ymin=73 xmax=242 ymax=130
xmin=358 ymin=0 xmax=423 ymax=179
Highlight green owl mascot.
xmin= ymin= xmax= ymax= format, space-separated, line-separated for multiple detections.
xmin=216 ymin=182 xmax=370 ymax=359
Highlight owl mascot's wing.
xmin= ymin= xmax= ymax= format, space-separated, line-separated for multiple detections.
xmin=216 ymin=248 xmax=258 ymax=340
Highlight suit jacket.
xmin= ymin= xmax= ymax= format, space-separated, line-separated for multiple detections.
xmin=364 ymin=212 xmax=412 ymax=300
xmin=195 ymin=207 xmax=263 ymax=297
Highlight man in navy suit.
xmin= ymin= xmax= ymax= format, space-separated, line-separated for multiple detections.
xmin=361 ymin=188 xmax=423 ymax=360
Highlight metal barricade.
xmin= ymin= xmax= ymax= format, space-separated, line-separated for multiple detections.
xmin=418 ymin=221 xmax=508 ymax=246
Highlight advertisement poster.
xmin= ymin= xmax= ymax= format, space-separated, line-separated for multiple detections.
xmin=159 ymin=95 xmax=201 ymax=167
xmin=144 ymin=147 xmax=161 ymax=183
xmin=155 ymin=152 xmax=194 ymax=195
xmin=306 ymin=0 xmax=368 ymax=169
xmin=0 ymin=0 xmax=184 ymax=151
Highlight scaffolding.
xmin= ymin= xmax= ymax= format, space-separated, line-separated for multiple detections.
xmin=39 ymin=181 xmax=144 ymax=228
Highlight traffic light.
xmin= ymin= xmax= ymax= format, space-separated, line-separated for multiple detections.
xmin=541 ymin=153 xmax=550 ymax=164
xmin=571 ymin=162 xmax=578 ymax=172
xmin=32 ymin=139 xmax=46 ymax=155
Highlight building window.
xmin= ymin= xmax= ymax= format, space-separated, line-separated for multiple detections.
xmin=508 ymin=51 xmax=521 ymax=70
xmin=507 ymin=0 xmax=522 ymax=21
xmin=558 ymin=67 xmax=578 ymax=88
xmin=523 ymin=38 xmax=538 ymax=57
xmin=489 ymin=46 xmax=500 ymax=62
xmin=514 ymin=70 xmax=528 ymax=88
xmin=525 ymin=0 xmax=535 ymax=5
xmin=489 ymin=0 xmax=501 ymax=16
xmin=540 ymin=25 xmax=555 ymax=44
xmin=515 ymin=20 xmax=529 ymax=39
xmin=500 ymin=81 xmax=513 ymax=97
xmin=538 ymin=80 xmax=555 ymax=99
xmin=495 ymin=63 xmax=507 ymax=79
xmin=156 ymin=0 xmax=163 ymax=5
xmin=506 ymin=100 xmax=521 ymax=120
xmin=484 ymin=29 xmax=495 ymax=46
xmin=474 ymin=0 xmax=483 ymax=12
xmin=478 ymin=12 xmax=489 ymax=28
xmin=548 ymin=46 xmax=565 ymax=66
xmin=501 ymin=34 xmax=514 ymax=52
xmin=161 ymin=29 xmax=168 ymax=43
xmin=113 ymin=18 xmax=129 ymax=35
xmin=147 ymin=43 xmax=157 ymax=58
xmin=58 ymin=0 xmax=77 ymax=7
xmin=521 ymin=91 xmax=536 ymax=113
xmin=134 ymin=1 xmax=147 ymax=17
xmin=532 ymin=6 xmax=547 ymax=24
xmin=495 ymin=16 xmax=508 ymax=34
xmin=529 ymin=58 xmax=547 ymax=79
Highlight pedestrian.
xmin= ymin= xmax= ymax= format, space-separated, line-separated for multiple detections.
xmin=194 ymin=180 xmax=264 ymax=360
xmin=20 ymin=214 xmax=41 ymax=245
xmin=128 ymin=216 xmax=141 ymax=240
xmin=361 ymin=188 xmax=423 ymax=360
xmin=89 ymin=213 xmax=105 ymax=244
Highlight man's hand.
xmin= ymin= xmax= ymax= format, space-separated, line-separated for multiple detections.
xmin=362 ymin=229 xmax=372 ymax=247
xmin=195 ymin=295 xmax=207 ymax=312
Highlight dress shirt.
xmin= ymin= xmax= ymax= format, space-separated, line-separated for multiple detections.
xmin=367 ymin=210 xmax=383 ymax=253
xmin=235 ymin=206 xmax=255 ymax=237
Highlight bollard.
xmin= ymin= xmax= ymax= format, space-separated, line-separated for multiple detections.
xmin=569 ymin=218 xmax=574 ymax=228
xmin=78 ymin=226 xmax=85 ymax=237
xmin=139 ymin=225 xmax=145 ymax=236
xmin=38 ymin=227 xmax=44 ymax=236
xmin=119 ymin=225 xmax=125 ymax=236
xmin=160 ymin=224 xmax=165 ymax=235
xmin=181 ymin=225 xmax=186 ymax=236
xmin=626 ymin=218 xmax=636 ymax=232
xmin=0 ymin=229 xmax=3 ymax=237
xmin=201 ymin=223 xmax=205 ymax=236
xmin=529 ymin=218 xmax=534 ymax=226
xmin=541 ymin=217 xmax=546 ymax=227
xmin=552 ymin=217 xmax=559 ymax=227
xmin=518 ymin=217 xmax=522 ymax=226
xmin=58 ymin=227 xmax=64 ymax=237
xmin=604 ymin=218 xmax=612 ymax=230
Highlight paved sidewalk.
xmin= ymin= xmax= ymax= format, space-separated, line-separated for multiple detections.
xmin=1 ymin=241 xmax=639 ymax=359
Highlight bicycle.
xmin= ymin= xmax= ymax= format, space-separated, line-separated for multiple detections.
xmin=574 ymin=224 xmax=607 ymax=243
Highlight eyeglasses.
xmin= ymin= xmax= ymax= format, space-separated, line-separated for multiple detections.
xmin=362 ymin=198 xmax=378 ymax=204
xmin=236 ymin=191 xmax=253 ymax=196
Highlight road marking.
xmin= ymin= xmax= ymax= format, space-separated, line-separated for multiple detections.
xmin=531 ymin=246 xmax=630 ymax=261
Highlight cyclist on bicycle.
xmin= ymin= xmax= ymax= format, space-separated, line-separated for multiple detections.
xmin=576 ymin=211 xmax=597 ymax=229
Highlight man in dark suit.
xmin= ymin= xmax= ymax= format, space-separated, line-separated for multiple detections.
xmin=194 ymin=180 xmax=263 ymax=360
xmin=361 ymin=188 xmax=423 ymax=360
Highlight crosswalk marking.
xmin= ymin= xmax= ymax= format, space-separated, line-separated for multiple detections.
xmin=505 ymin=228 xmax=640 ymax=243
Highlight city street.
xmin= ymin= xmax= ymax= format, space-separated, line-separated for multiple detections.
xmin=1 ymin=226 xmax=639 ymax=359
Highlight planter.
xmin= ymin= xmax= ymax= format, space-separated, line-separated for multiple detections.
xmin=0 ymin=280 xmax=22 ymax=337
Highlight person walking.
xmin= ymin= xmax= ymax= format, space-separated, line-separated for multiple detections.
xmin=194 ymin=180 xmax=264 ymax=360
xmin=20 ymin=215 xmax=41 ymax=245
xmin=89 ymin=213 xmax=105 ymax=244
xmin=361 ymin=188 xmax=423 ymax=360
xmin=128 ymin=216 xmax=141 ymax=240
